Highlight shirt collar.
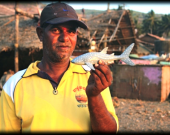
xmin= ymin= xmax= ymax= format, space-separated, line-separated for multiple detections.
xmin=23 ymin=60 xmax=88 ymax=78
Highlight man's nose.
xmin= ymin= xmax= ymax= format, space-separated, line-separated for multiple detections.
xmin=58 ymin=32 xmax=69 ymax=42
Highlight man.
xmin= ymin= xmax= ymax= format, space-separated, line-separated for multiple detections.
xmin=0 ymin=2 xmax=118 ymax=133
xmin=0 ymin=71 xmax=7 ymax=90
xmin=82 ymin=8 xmax=85 ymax=18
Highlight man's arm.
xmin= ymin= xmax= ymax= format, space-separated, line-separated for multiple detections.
xmin=86 ymin=60 xmax=118 ymax=133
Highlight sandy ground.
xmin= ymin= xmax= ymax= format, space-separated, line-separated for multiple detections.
xmin=112 ymin=97 xmax=170 ymax=133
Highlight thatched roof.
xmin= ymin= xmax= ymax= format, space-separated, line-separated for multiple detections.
xmin=0 ymin=2 xmax=44 ymax=16
xmin=0 ymin=2 xmax=44 ymax=53
xmin=0 ymin=3 xmax=138 ymax=53
xmin=0 ymin=2 xmax=44 ymax=78
xmin=0 ymin=17 xmax=42 ymax=80
xmin=77 ymin=9 xmax=138 ymax=54
xmin=0 ymin=16 xmax=42 ymax=51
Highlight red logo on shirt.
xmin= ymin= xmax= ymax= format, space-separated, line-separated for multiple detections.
xmin=73 ymin=86 xmax=87 ymax=106
xmin=73 ymin=86 xmax=86 ymax=92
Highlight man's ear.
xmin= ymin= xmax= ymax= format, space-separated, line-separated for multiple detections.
xmin=36 ymin=26 xmax=43 ymax=42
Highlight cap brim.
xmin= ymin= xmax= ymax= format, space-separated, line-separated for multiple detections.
xmin=46 ymin=17 xmax=88 ymax=30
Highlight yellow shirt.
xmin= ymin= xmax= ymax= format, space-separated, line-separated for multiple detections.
xmin=0 ymin=61 xmax=118 ymax=133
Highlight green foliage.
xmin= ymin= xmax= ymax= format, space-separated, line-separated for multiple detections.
xmin=140 ymin=10 xmax=170 ymax=37
xmin=117 ymin=5 xmax=123 ymax=10
xmin=75 ymin=9 xmax=167 ymax=37
xmin=158 ymin=14 xmax=170 ymax=37
xmin=130 ymin=10 xmax=164 ymax=36
xmin=141 ymin=10 xmax=159 ymax=34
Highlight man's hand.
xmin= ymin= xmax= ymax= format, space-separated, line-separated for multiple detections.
xmin=86 ymin=60 xmax=113 ymax=97
xmin=85 ymin=60 xmax=117 ymax=132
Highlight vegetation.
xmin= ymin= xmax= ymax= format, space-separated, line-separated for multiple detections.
xmin=140 ymin=10 xmax=170 ymax=38
xmin=158 ymin=14 xmax=170 ymax=37
xmin=75 ymin=7 xmax=170 ymax=38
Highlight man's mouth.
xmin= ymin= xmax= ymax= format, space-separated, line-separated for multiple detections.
xmin=57 ymin=46 xmax=71 ymax=51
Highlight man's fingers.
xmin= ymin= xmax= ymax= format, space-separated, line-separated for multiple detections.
xmin=94 ymin=61 xmax=113 ymax=83
xmin=98 ymin=60 xmax=105 ymax=65
xmin=87 ymin=60 xmax=113 ymax=96
xmin=91 ymin=69 xmax=108 ymax=86
xmin=90 ymin=71 xmax=106 ymax=90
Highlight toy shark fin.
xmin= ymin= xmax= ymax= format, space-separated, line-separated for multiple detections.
xmin=82 ymin=65 xmax=91 ymax=71
xmin=85 ymin=62 xmax=95 ymax=70
xmin=100 ymin=47 xmax=108 ymax=54
xmin=121 ymin=58 xmax=135 ymax=66
xmin=120 ymin=43 xmax=135 ymax=66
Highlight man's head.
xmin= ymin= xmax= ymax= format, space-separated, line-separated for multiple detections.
xmin=40 ymin=2 xmax=88 ymax=30
xmin=36 ymin=2 xmax=87 ymax=63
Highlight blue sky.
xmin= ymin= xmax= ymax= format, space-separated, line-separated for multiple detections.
xmin=44 ymin=2 xmax=170 ymax=15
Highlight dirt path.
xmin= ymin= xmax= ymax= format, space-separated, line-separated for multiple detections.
xmin=113 ymin=97 xmax=170 ymax=133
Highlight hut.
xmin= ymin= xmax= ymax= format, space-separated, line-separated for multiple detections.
xmin=155 ymin=40 xmax=170 ymax=55
xmin=0 ymin=2 xmax=43 ymax=78
xmin=137 ymin=33 xmax=165 ymax=54
xmin=74 ymin=9 xmax=138 ymax=56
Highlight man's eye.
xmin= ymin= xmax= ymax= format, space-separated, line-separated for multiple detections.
xmin=52 ymin=28 xmax=60 ymax=33
xmin=68 ymin=30 xmax=76 ymax=35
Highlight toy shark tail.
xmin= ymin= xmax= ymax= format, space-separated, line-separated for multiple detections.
xmin=120 ymin=43 xmax=135 ymax=66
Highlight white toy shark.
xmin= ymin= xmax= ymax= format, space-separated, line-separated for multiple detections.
xmin=71 ymin=43 xmax=135 ymax=70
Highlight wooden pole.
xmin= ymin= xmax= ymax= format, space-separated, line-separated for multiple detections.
xmin=0 ymin=17 xmax=15 ymax=28
xmin=14 ymin=2 xmax=19 ymax=72
xmin=88 ymin=30 xmax=97 ymax=45
xmin=109 ymin=10 xmax=125 ymax=42
xmin=97 ymin=18 xmax=112 ymax=48
xmin=104 ymin=34 xmax=107 ymax=48
xmin=16 ymin=8 xmax=39 ymax=21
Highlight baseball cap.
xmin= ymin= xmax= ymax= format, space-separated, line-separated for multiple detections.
xmin=40 ymin=2 xmax=88 ymax=30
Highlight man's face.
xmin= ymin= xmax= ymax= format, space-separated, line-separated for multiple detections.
xmin=41 ymin=22 xmax=78 ymax=63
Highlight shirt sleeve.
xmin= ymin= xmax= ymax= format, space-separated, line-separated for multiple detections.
xmin=0 ymin=89 xmax=21 ymax=132
xmin=101 ymin=87 xmax=119 ymax=132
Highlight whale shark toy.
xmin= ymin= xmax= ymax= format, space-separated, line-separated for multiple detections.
xmin=71 ymin=43 xmax=135 ymax=70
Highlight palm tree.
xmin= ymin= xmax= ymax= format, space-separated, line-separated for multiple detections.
xmin=117 ymin=5 xmax=123 ymax=10
xmin=153 ymin=20 xmax=163 ymax=37
xmin=142 ymin=10 xmax=158 ymax=34
xmin=159 ymin=14 xmax=170 ymax=38
xmin=142 ymin=19 xmax=150 ymax=33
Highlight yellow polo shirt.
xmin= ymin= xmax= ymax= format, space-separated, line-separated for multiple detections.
xmin=0 ymin=61 xmax=118 ymax=133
